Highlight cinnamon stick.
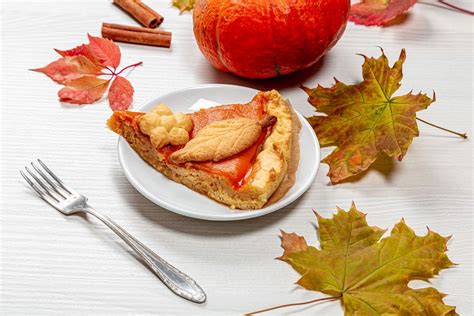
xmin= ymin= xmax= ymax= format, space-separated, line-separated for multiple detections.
xmin=102 ymin=23 xmax=172 ymax=48
xmin=113 ymin=0 xmax=164 ymax=28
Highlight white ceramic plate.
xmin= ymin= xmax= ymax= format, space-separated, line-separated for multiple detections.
xmin=118 ymin=84 xmax=320 ymax=221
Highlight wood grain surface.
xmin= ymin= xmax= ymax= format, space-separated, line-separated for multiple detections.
xmin=1 ymin=0 xmax=472 ymax=315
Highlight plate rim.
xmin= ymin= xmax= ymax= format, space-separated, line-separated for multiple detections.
xmin=117 ymin=84 xmax=320 ymax=221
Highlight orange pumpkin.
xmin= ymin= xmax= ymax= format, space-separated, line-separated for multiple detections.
xmin=193 ymin=0 xmax=350 ymax=79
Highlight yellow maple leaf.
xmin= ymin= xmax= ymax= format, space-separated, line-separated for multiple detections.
xmin=302 ymin=49 xmax=434 ymax=183
xmin=172 ymin=0 xmax=195 ymax=13
xmin=278 ymin=203 xmax=456 ymax=315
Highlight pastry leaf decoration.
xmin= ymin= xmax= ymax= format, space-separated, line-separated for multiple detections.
xmin=170 ymin=117 xmax=262 ymax=163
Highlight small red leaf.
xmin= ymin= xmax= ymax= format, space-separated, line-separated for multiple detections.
xmin=32 ymin=34 xmax=142 ymax=109
xmin=349 ymin=0 xmax=417 ymax=26
xmin=58 ymin=77 xmax=110 ymax=105
xmin=88 ymin=34 xmax=121 ymax=69
xmin=31 ymin=56 xmax=103 ymax=84
xmin=54 ymin=44 xmax=96 ymax=62
xmin=108 ymin=76 xmax=134 ymax=111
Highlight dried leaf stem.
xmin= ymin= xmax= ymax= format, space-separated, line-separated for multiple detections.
xmin=115 ymin=61 xmax=143 ymax=75
xmin=417 ymin=117 xmax=467 ymax=138
xmin=438 ymin=0 xmax=474 ymax=15
xmin=102 ymin=62 xmax=143 ymax=77
xmin=245 ymin=295 xmax=340 ymax=315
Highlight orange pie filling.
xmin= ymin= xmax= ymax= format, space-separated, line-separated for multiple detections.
xmin=110 ymin=93 xmax=274 ymax=189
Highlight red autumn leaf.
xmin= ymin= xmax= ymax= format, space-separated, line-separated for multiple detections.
xmin=32 ymin=34 xmax=141 ymax=108
xmin=31 ymin=56 xmax=103 ymax=84
xmin=108 ymin=76 xmax=134 ymax=111
xmin=87 ymin=34 xmax=121 ymax=69
xmin=58 ymin=76 xmax=110 ymax=105
xmin=349 ymin=0 xmax=417 ymax=26
xmin=54 ymin=43 xmax=96 ymax=62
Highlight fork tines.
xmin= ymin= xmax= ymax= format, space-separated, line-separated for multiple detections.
xmin=20 ymin=159 xmax=73 ymax=204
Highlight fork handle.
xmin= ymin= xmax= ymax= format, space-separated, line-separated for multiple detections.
xmin=84 ymin=206 xmax=206 ymax=303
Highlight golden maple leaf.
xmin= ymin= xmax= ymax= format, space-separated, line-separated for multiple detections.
xmin=278 ymin=203 xmax=456 ymax=315
xmin=302 ymin=49 xmax=434 ymax=183
xmin=172 ymin=0 xmax=195 ymax=13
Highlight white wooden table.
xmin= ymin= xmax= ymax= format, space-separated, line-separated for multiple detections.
xmin=1 ymin=1 xmax=472 ymax=315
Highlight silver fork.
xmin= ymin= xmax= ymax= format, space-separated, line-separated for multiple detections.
xmin=20 ymin=159 xmax=206 ymax=303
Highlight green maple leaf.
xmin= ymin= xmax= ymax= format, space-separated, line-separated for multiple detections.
xmin=278 ymin=203 xmax=456 ymax=315
xmin=303 ymin=49 xmax=435 ymax=183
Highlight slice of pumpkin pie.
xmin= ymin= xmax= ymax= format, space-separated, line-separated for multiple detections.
xmin=107 ymin=90 xmax=301 ymax=210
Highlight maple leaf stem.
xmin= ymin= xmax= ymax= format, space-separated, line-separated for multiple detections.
xmin=115 ymin=61 xmax=143 ymax=76
xmin=416 ymin=117 xmax=468 ymax=138
xmin=437 ymin=0 xmax=474 ymax=15
xmin=244 ymin=295 xmax=340 ymax=315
